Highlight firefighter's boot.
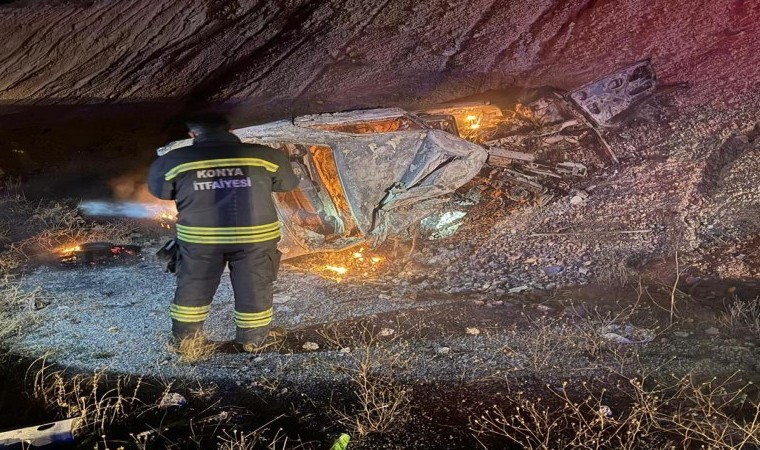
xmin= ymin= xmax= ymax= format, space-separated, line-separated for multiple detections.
xmin=236 ymin=326 xmax=286 ymax=352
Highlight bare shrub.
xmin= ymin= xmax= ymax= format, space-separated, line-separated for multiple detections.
xmin=501 ymin=312 xmax=623 ymax=373
xmin=216 ymin=418 xmax=312 ymax=450
xmin=471 ymin=374 xmax=760 ymax=450
xmin=472 ymin=379 xmax=664 ymax=450
xmin=597 ymin=256 xmax=638 ymax=287
xmin=319 ymin=324 xmax=412 ymax=437
xmin=665 ymin=374 xmax=760 ymax=449
xmin=721 ymin=296 xmax=760 ymax=338
xmin=0 ymin=194 xmax=131 ymax=274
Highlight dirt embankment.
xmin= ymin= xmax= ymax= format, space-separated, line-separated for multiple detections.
xmin=0 ymin=0 xmax=757 ymax=129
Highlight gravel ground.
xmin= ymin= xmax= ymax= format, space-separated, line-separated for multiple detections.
xmin=13 ymin=252 xmax=461 ymax=377
xmin=10 ymin=252 xmax=760 ymax=394
xmin=5 ymin=92 xmax=760 ymax=401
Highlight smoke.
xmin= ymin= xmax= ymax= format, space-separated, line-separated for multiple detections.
xmin=79 ymin=200 xmax=174 ymax=219
xmin=109 ymin=173 xmax=164 ymax=204
xmin=79 ymin=172 xmax=176 ymax=219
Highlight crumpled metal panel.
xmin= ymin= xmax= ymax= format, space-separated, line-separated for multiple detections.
xmin=157 ymin=108 xmax=487 ymax=256
xmin=569 ymin=59 xmax=657 ymax=127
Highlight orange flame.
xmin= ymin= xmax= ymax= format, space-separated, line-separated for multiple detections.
xmin=57 ymin=245 xmax=81 ymax=255
xmin=297 ymin=247 xmax=387 ymax=282
xmin=325 ymin=265 xmax=349 ymax=275
xmin=156 ymin=208 xmax=177 ymax=230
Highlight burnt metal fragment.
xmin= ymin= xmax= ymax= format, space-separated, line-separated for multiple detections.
xmin=569 ymin=59 xmax=657 ymax=127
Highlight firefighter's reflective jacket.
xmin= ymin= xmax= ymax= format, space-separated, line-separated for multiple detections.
xmin=148 ymin=131 xmax=299 ymax=245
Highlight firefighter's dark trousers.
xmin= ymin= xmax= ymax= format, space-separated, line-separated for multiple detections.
xmin=170 ymin=240 xmax=281 ymax=345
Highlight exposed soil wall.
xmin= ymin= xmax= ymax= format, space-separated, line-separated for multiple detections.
xmin=0 ymin=0 xmax=757 ymax=130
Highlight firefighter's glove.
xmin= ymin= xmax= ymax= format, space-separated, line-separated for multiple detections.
xmin=156 ymin=239 xmax=179 ymax=274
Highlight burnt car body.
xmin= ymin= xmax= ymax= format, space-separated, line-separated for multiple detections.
xmin=158 ymin=108 xmax=487 ymax=259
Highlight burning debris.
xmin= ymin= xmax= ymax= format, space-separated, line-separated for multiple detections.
xmin=419 ymin=60 xmax=661 ymax=207
xmin=57 ymin=242 xmax=141 ymax=267
xmin=294 ymin=247 xmax=387 ymax=283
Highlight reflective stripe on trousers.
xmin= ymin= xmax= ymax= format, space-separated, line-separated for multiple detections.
xmin=170 ymin=240 xmax=281 ymax=339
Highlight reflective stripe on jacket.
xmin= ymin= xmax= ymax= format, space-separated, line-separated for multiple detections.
xmin=148 ymin=131 xmax=299 ymax=244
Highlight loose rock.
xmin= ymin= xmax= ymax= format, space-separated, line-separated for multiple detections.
xmin=302 ymin=342 xmax=320 ymax=351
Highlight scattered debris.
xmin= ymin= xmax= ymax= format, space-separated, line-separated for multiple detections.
xmin=378 ymin=328 xmax=395 ymax=337
xmin=158 ymin=392 xmax=187 ymax=409
xmin=569 ymin=190 xmax=589 ymax=206
xmin=600 ymin=324 xmax=655 ymax=344
xmin=436 ymin=346 xmax=451 ymax=355
xmin=508 ymin=285 xmax=530 ymax=294
xmin=0 ymin=418 xmax=78 ymax=448
xmin=465 ymin=327 xmax=480 ymax=335
xmin=302 ymin=341 xmax=320 ymax=351
xmin=330 ymin=433 xmax=351 ymax=450
xmin=421 ymin=210 xmax=467 ymax=240
xmin=569 ymin=59 xmax=657 ymax=127
xmin=555 ymin=162 xmax=588 ymax=177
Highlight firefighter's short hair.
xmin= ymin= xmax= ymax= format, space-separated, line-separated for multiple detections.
xmin=185 ymin=112 xmax=230 ymax=135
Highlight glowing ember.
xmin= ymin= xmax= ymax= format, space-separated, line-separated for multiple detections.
xmin=57 ymin=242 xmax=142 ymax=266
xmin=157 ymin=208 xmax=177 ymax=230
xmin=325 ymin=265 xmax=349 ymax=275
xmin=298 ymin=247 xmax=388 ymax=282
xmin=58 ymin=245 xmax=81 ymax=255
xmin=463 ymin=114 xmax=483 ymax=131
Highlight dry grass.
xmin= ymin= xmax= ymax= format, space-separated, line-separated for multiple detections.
xmin=168 ymin=333 xmax=219 ymax=364
xmin=597 ymin=256 xmax=638 ymax=287
xmin=0 ymin=190 xmax=131 ymax=274
xmin=721 ymin=295 xmax=760 ymax=338
xmin=318 ymin=323 xmax=412 ymax=437
xmin=0 ymin=279 xmax=43 ymax=343
xmin=471 ymin=374 xmax=760 ymax=450
xmin=28 ymin=357 xmax=145 ymax=435
xmin=499 ymin=305 xmax=651 ymax=374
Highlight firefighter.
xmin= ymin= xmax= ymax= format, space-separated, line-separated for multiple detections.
xmin=148 ymin=113 xmax=299 ymax=351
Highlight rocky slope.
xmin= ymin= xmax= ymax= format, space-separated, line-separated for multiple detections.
xmin=0 ymin=0 xmax=757 ymax=129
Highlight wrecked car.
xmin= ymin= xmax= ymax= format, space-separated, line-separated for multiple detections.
xmin=146 ymin=60 xmax=659 ymax=258
xmin=157 ymin=108 xmax=487 ymax=259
